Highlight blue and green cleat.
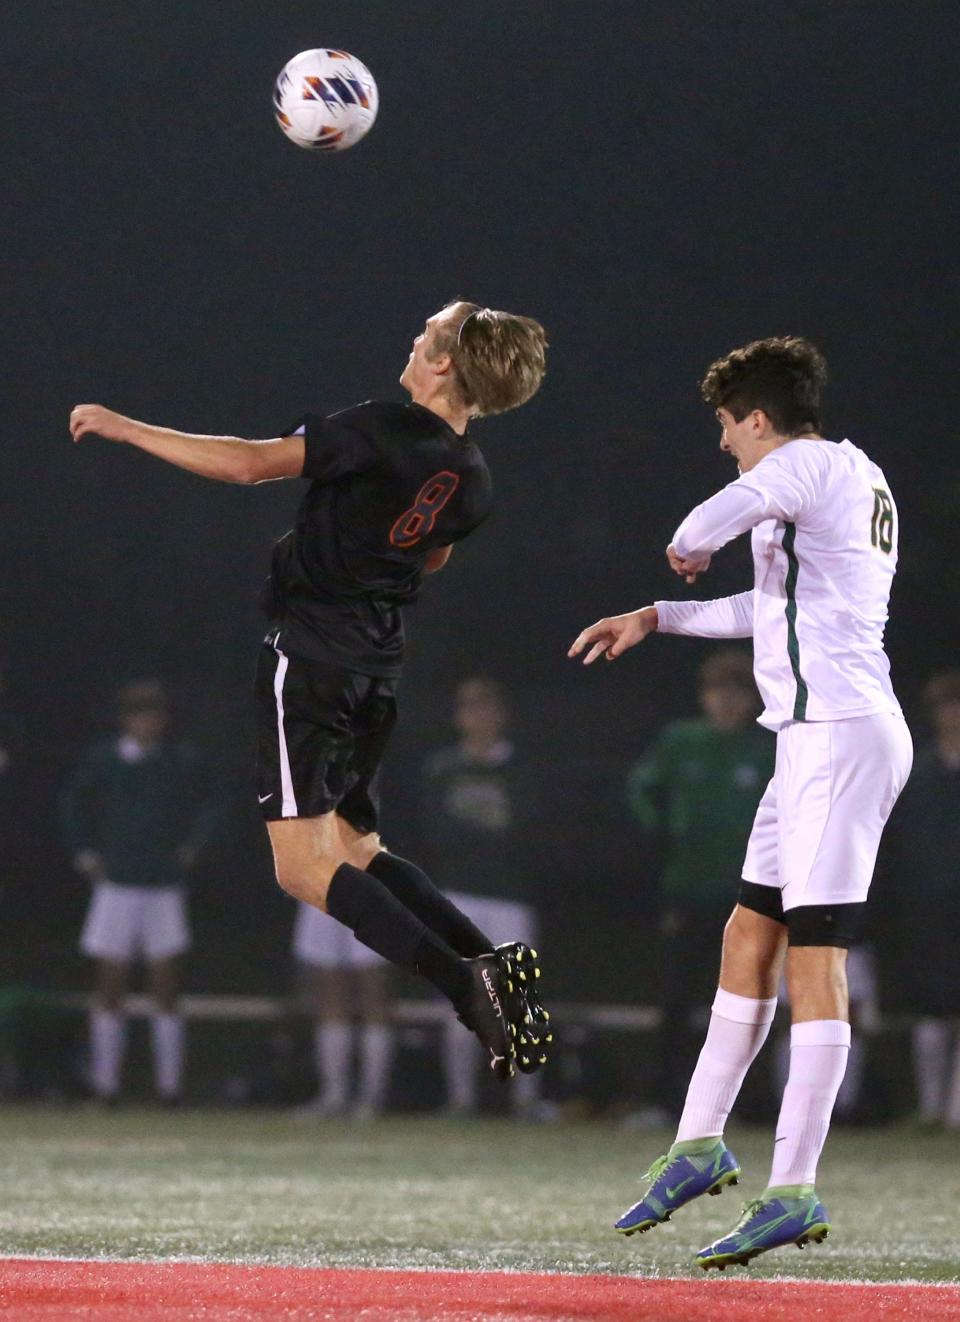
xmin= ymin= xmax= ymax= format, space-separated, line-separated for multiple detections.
xmin=614 ymin=1138 xmax=741 ymax=1235
xmin=696 ymin=1186 xmax=831 ymax=1270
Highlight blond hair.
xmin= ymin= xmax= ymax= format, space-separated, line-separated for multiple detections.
xmin=430 ymin=301 xmax=547 ymax=417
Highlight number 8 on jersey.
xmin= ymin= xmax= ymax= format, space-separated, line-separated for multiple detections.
xmin=390 ymin=471 xmax=461 ymax=548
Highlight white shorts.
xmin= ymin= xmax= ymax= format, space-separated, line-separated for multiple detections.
xmin=444 ymin=893 xmax=538 ymax=950
xmin=742 ymin=712 xmax=912 ymax=910
xmin=80 ymin=882 xmax=191 ymax=963
xmin=292 ymin=902 xmax=384 ymax=969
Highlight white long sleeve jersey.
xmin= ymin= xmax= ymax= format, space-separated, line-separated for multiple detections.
xmin=655 ymin=438 xmax=903 ymax=731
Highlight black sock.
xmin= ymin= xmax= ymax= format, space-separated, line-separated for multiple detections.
xmin=366 ymin=852 xmax=493 ymax=958
xmin=412 ymin=928 xmax=473 ymax=1009
xmin=326 ymin=863 xmax=472 ymax=1008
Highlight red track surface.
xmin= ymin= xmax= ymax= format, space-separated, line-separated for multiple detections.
xmin=1 ymin=1259 xmax=958 ymax=1321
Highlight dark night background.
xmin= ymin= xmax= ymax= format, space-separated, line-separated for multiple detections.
xmin=3 ymin=3 xmax=959 ymax=1025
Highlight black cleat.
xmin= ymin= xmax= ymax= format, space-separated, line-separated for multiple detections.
xmin=495 ymin=942 xmax=553 ymax=1074
xmin=458 ymin=955 xmax=516 ymax=1081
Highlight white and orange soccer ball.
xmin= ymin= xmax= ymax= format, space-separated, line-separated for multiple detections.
xmin=273 ymin=49 xmax=379 ymax=152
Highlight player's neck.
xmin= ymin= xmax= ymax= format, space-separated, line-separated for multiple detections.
xmin=741 ymin=431 xmax=824 ymax=471
xmin=409 ymin=388 xmax=473 ymax=436
xmin=773 ymin=431 xmax=824 ymax=447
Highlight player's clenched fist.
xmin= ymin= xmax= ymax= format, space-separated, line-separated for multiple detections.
xmin=70 ymin=404 xmax=134 ymax=444
xmin=567 ymin=605 xmax=659 ymax=665
xmin=666 ymin=542 xmax=711 ymax=584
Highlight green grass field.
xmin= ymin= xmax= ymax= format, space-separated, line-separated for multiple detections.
xmin=0 ymin=1105 xmax=956 ymax=1283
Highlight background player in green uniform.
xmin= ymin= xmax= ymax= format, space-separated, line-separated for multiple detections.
xmin=626 ymin=650 xmax=774 ymax=1113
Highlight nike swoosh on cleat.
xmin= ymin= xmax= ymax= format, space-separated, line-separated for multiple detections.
xmin=734 ymin=1211 xmax=794 ymax=1250
xmin=665 ymin=1176 xmax=695 ymax=1199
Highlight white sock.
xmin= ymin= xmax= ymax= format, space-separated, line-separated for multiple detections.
xmin=674 ymin=988 xmax=777 ymax=1143
xmin=150 ymin=1012 xmax=185 ymax=1100
xmin=835 ymin=1031 xmax=865 ymax=1117
xmin=768 ymin=1019 xmax=850 ymax=1189
xmin=443 ymin=1015 xmax=478 ymax=1112
xmin=90 ymin=1007 xmax=126 ymax=1098
xmin=913 ymin=1019 xmax=950 ymax=1122
xmin=357 ymin=1025 xmax=392 ymax=1110
xmin=316 ymin=1022 xmax=351 ymax=1107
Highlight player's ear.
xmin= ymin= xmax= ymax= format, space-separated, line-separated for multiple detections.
xmin=428 ymin=352 xmax=453 ymax=379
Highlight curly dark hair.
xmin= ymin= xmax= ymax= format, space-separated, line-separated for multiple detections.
xmin=700 ymin=336 xmax=827 ymax=436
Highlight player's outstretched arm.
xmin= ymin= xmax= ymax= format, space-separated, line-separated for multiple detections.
xmin=568 ymin=606 xmax=658 ymax=665
xmin=69 ymin=405 xmax=305 ymax=484
xmin=655 ymin=591 xmax=754 ymax=639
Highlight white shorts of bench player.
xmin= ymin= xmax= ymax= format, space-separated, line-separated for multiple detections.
xmin=80 ymin=879 xmax=189 ymax=1102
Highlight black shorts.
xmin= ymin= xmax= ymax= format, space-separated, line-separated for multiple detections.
xmin=254 ymin=642 xmax=398 ymax=834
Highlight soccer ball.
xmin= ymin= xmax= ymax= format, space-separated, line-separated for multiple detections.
xmin=273 ymin=49 xmax=379 ymax=152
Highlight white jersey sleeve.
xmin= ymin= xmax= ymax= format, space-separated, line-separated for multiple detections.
xmin=666 ymin=438 xmax=902 ymax=730
xmin=655 ymin=591 xmax=754 ymax=639
xmin=672 ymin=446 xmax=828 ymax=560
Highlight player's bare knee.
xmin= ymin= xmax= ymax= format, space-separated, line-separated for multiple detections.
xmin=721 ymin=906 xmax=744 ymax=951
xmin=268 ymin=818 xmax=342 ymax=905
xmin=273 ymin=862 xmax=334 ymax=910
xmin=787 ymin=944 xmax=849 ymax=1014
xmin=723 ymin=904 xmax=776 ymax=960
xmin=272 ymin=838 xmax=340 ymax=906
xmin=333 ymin=815 xmax=381 ymax=868
xmin=718 ymin=903 xmax=786 ymax=999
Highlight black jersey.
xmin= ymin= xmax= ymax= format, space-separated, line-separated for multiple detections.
xmin=262 ymin=400 xmax=493 ymax=677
